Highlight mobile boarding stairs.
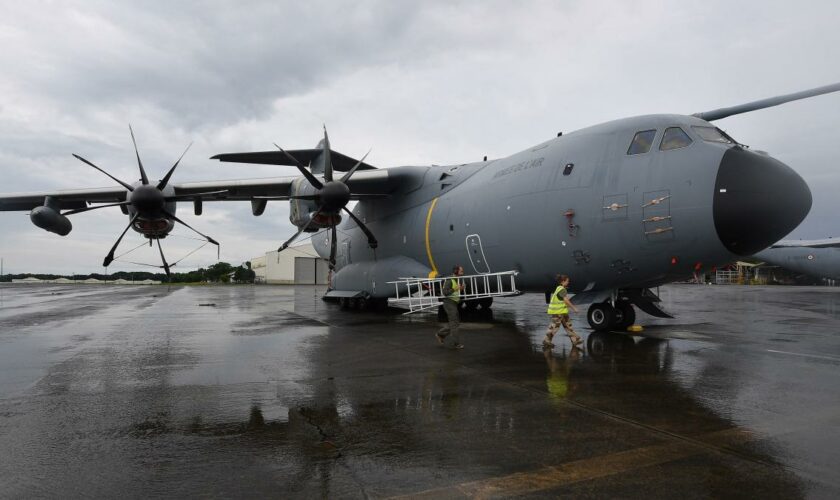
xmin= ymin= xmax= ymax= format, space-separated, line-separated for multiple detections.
xmin=388 ymin=270 xmax=520 ymax=314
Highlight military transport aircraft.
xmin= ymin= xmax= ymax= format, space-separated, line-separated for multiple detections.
xmin=755 ymin=238 xmax=840 ymax=281
xmin=1 ymin=83 xmax=838 ymax=331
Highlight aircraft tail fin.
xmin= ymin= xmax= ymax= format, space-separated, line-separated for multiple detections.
xmin=211 ymin=148 xmax=376 ymax=173
xmin=693 ymin=82 xmax=840 ymax=121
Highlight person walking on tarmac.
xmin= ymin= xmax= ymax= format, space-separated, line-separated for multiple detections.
xmin=543 ymin=274 xmax=583 ymax=350
xmin=436 ymin=265 xmax=465 ymax=349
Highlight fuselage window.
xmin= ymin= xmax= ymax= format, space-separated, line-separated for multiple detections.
xmin=627 ymin=129 xmax=656 ymax=155
xmin=660 ymin=127 xmax=693 ymax=151
xmin=692 ymin=126 xmax=734 ymax=144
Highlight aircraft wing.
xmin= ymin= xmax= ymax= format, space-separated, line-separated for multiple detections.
xmin=0 ymin=169 xmax=395 ymax=211
xmin=0 ymin=187 xmax=126 ymax=211
xmin=769 ymin=238 xmax=840 ymax=249
xmin=172 ymin=168 xmax=392 ymax=199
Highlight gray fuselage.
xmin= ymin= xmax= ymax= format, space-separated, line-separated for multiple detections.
xmin=314 ymin=114 xmax=811 ymax=298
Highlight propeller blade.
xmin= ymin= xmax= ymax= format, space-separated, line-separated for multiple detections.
xmin=164 ymin=190 xmax=228 ymax=202
xmin=277 ymin=228 xmax=304 ymax=255
xmin=103 ymin=213 xmax=140 ymax=267
xmin=278 ymin=208 xmax=321 ymax=253
xmin=273 ymin=143 xmax=324 ymax=189
xmin=63 ymin=201 xmax=131 ymax=216
xmin=72 ymin=154 xmax=135 ymax=192
xmin=128 ymin=124 xmax=150 ymax=185
xmin=342 ymin=207 xmax=378 ymax=249
xmin=322 ymin=125 xmax=333 ymax=182
xmin=157 ymin=142 xmax=193 ymax=190
xmin=339 ymin=148 xmax=371 ymax=184
xmin=156 ymin=238 xmax=171 ymax=278
xmin=329 ymin=226 xmax=337 ymax=271
xmin=163 ymin=209 xmax=220 ymax=257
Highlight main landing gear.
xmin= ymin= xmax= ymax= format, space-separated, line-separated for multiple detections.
xmin=587 ymin=300 xmax=636 ymax=332
xmin=585 ymin=288 xmax=673 ymax=332
xmin=338 ymin=296 xmax=388 ymax=311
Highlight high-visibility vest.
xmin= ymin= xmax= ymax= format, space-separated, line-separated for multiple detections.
xmin=547 ymin=285 xmax=568 ymax=315
xmin=447 ymin=278 xmax=460 ymax=303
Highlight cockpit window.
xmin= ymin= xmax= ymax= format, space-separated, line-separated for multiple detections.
xmin=692 ymin=126 xmax=735 ymax=144
xmin=660 ymin=127 xmax=692 ymax=151
xmin=627 ymin=130 xmax=656 ymax=155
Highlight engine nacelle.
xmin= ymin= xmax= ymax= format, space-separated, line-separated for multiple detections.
xmin=289 ymin=177 xmax=319 ymax=227
xmin=30 ymin=206 xmax=72 ymax=236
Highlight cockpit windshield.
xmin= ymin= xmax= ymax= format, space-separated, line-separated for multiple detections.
xmin=692 ymin=126 xmax=736 ymax=144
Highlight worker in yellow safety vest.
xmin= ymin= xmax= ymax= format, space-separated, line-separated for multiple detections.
xmin=436 ymin=265 xmax=465 ymax=349
xmin=543 ymin=274 xmax=582 ymax=350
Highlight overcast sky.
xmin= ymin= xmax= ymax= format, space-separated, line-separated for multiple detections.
xmin=1 ymin=0 xmax=838 ymax=275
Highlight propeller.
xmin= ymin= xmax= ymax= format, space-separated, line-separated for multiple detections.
xmin=274 ymin=126 xmax=381 ymax=270
xmin=69 ymin=125 xmax=222 ymax=275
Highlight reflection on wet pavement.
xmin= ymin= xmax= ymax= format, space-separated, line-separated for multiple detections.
xmin=0 ymin=283 xmax=838 ymax=498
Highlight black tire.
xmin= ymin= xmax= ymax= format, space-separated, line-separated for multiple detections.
xmin=339 ymin=297 xmax=349 ymax=309
xmin=616 ymin=302 xmax=636 ymax=329
xmin=478 ymin=297 xmax=493 ymax=310
xmin=461 ymin=300 xmax=478 ymax=312
xmin=356 ymin=297 xmax=368 ymax=311
xmin=587 ymin=302 xmax=615 ymax=331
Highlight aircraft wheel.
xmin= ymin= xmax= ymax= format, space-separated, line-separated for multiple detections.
xmin=587 ymin=302 xmax=615 ymax=331
xmin=461 ymin=300 xmax=478 ymax=312
xmin=356 ymin=297 xmax=368 ymax=311
xmin=616 ymin=302 xmax=636 ymax=329
xmin=339 ymin=297 xmax=349 ymax=309
xmin=478 ymin=297 xmax=493 ymax=310
xmin=347 ymin=298 xmax=358 ymax=310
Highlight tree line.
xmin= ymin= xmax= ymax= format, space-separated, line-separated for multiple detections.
xmin=0 ymin=261 xmax=256 ymax=284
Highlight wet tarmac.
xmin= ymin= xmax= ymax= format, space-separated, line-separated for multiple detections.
xmin=0 ymin=283 xmax=838 ymax=498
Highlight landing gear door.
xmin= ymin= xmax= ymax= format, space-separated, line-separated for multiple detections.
xmin=465 ymin=234 xmax=490 ymax=274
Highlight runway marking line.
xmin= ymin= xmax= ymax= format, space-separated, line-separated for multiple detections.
xmin=766 ymin=349 xmax=840 ymax=362
xmin=389 ymin=427 xmax=756 ymax=499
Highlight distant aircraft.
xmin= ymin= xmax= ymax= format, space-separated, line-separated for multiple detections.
xmin=755 ymin=238 xmax=840 ymax=281
xmin=1 ymin=83 xmax=837 ymax=331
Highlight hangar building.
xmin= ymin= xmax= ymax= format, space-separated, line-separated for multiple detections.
xmin=250 ymin=241 xmax=329 ymax=285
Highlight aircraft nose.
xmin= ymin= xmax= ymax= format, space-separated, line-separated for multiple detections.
xmin=713 ymin=147 xmax=812 ymax=256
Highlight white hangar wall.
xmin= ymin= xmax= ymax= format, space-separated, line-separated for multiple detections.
xmin=251 ymin=241 xmax=328 ymax=285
